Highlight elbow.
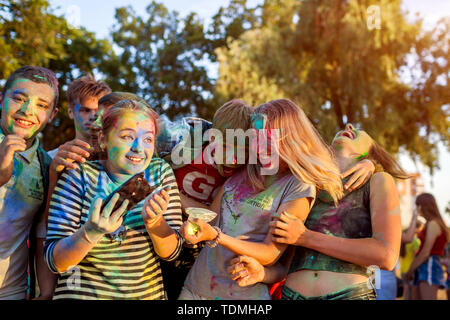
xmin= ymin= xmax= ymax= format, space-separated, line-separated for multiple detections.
xmin=260 ymin=254 xmax=279 ymax=267
xmin=376 ymin=251 xmax=398 ymax=271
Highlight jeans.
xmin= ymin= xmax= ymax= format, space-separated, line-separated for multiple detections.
xmin=376 ymin=270 xmax=397 ymax=300
xmin=281 ymin=281 xmax=377 ymax=300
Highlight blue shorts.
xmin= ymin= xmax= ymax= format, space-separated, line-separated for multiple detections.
xmin=413 ymin=255 xmax=445 ymax=288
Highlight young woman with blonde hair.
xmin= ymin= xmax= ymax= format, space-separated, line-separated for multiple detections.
xmin=228 ymin=123 xmax=406 ymax=300
xmin=177 ymin=99 xmax=344 ymax=299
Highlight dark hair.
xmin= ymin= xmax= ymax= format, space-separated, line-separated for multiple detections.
xmin=1 ymin=66 xmax=59 ymax=108
xmin=67 ymin=74 xmax=111 ymax=108
xmin=98 ymin=92 xmax=146 ymax=109
xmin=366 ymin=141 xmax=410 ymax=180
xmin=416 ymin=193 xmax=449 ymax=241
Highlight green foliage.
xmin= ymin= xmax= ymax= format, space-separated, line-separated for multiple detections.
xmin=0 ymin=0 xmax=448 ymax=172
xmin=216 ymin=0 xmax=450 ymax=171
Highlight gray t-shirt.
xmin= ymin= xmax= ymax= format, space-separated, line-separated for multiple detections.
xmin=0 ymin=132 xmax=46 ymax=300
xmin=184 ymin=170 xmax=316 ymax=300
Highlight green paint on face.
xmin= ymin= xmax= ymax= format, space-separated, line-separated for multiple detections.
xmin=355 ymin=152 xmax=367 ymax=160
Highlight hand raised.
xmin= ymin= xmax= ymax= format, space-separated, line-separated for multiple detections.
xmin=83 ymin=194 xmax=129 ymax=243
xmin=0 ymin=135 xmax=27 ymax=186
xmin=50 ymin=139 xmax=91 ymax=174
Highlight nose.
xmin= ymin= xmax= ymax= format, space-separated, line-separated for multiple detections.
xmin=20 ymin=100 xmax=33 ymax=115
xmin=345 ymin=123 xmax=354 ymax=131
xmin=88 ymin=110 xmax=97 ymax=121
xmin=130 ymin=138 xmax=143 ymax=153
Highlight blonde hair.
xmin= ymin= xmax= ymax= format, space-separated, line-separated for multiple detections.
xmin=248 ymin=99 xmax=343 ymax=204
xmin=212 ymin=99 xmax=254 ymax=132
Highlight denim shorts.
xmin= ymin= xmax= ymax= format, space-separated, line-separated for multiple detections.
xmin=413 ymin=255 xmax=446 ymax=288
xmin=281 ymin=281 xmax=377 ymax=300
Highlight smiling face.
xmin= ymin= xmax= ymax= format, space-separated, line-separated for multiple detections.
xmin=0 ymin=78 xmax=57 ymax=142
xmin=101 ymin=111 xmax=156 ymax=177
xmin=68 ymin=96 xmax=101 ymax=141
xmin=332 ymin=123 xmax=373 ymax=157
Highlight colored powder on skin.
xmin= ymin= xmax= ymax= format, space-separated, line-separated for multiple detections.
xmin=210 ymin=276 xmax=218 ymax=291
xmin=355 ymin=152 xmax=367 ymax=160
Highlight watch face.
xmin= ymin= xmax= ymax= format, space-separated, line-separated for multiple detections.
xmin=185 ymin=207 xmax=217 ymax=223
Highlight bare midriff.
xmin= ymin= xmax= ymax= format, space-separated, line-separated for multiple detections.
xmin=285 ymin=269 xmax=369 ymax=297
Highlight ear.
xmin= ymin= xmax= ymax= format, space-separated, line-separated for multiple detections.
xmin=67 ymin=104 xmax=74 ymax=119
xmin=49 ymin=106 xmax=59 ymax=123
xmin=98 ymin=131 xmax=107 ymax=150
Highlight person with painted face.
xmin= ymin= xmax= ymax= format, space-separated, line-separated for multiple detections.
xmin=43 ymin=100 xmax=183 ymax=299
xmin=228 ymin=122 xmax=407 ymax=300
xmin=48 ymin=74 xmax=111 ymax=174
xmin=0 ymin=66 xmax=59 ymax=300
xmin=177 ymin=99 xmax=348 ymax=300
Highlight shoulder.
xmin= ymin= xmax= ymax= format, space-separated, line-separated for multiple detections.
xmin=370 ymin=171 xmax=396 ymax=191
xmin=427 ymin=220 xmax=441 ymax=234
xmin=287 ymin=174 xmax=316 ymax=193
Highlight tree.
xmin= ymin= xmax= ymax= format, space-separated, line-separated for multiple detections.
xmin=216 ymin=0 xmax=450 ymax=171
xmin=0 ymin=0 xmax=117 ymax=150
xmin=106 ymin=2 xmax=215 ymax=119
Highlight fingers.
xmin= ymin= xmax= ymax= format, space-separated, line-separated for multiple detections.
xmin=344 ymin=171 xmax=362 ymax=191
xmin=270 ymin=227 xmax=288 ymax=238
xmin=111 ymin=199 xmax=129 ymax=223
xmin=90 ymin=198 xmax=103 ymax=222
xmin=341 ymin=165 xmax=357 ymax=179
xmin=102 ymin=193 xmax=120 ymax=218
xmin=58 ymin=150 xmax=87 ymax=164
xmin=149 ymin=199 xmax=163 ymax=215
xmin=144 ymin=205 xmax=157 ymax=220
xmin=269 ymin=220 xmax=288 ymax=231
xmin=345 ymin=173 xmax=364 ymax=192
xmin=67 ymin=139 xmax=92 ymax=151
xmin=152 ymin=193 xmax=168 ymax=212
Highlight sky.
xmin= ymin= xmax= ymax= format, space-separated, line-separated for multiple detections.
xmin=48 ymin=0 xmax=450 ymax=219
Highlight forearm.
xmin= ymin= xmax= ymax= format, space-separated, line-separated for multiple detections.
xmin=218 ymin=233 xmax=282 ymax=266
xmin=52 ymin=227 xmax=101 ymax=273
xmin=145 ymin=217 xmax=179 ymax=259
xmin=304 ymin=230 xmax=397 ymax=270
xmin=35 ymin=238 xmax=57 ymax=298
xmin=408 ymin=251 xmax=430 ymax=273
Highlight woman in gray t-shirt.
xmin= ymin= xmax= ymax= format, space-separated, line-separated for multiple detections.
xmin=178 ymin=99 xmax=344 ymax=300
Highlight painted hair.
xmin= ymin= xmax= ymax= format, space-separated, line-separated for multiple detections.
xmin=212 ymin=99 xmax=254 ymax=133
xmin=67 ymin=74 xmax=111 ymax=108
xmin=1 ymin=66 xmax=59 ymax=108
xmin=101 ymin=99 xmax=160 ymax=136
xmin=248 ymin=99 xmax=343 ymax=204
xmin=98 ymin=92 xmax=147 ymax=109
xmin=415 ymin=193 xmax=449 ymax=241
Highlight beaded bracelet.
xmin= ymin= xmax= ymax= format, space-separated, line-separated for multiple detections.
xmin=206 ymin=226 xmax=222 ymax=248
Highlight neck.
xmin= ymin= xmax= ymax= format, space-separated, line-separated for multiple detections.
xmin=74 ymin=126 xmax=90 ymax=143
xmin=104 ymin=160 xmax=133 ymax=184
xmin=334 ymin=149 xmax=359 ymax=174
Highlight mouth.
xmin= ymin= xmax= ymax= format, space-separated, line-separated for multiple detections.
xmin=125 ymin=155 xmax=145 ymax=164
xmin=221 ymin=166 xmax=236 ymax=176
xmin=341 ymin=130 xmax=355 ymax=139
xmin=13 ymin=117 xmax=36 ymax=128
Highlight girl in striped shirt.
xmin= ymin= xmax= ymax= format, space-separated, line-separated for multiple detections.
xmin=44 ymin=100 xmax=183 ymax=299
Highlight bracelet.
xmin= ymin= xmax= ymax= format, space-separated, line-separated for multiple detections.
xmin=206 ymin=226 xmax=222 ymax=248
